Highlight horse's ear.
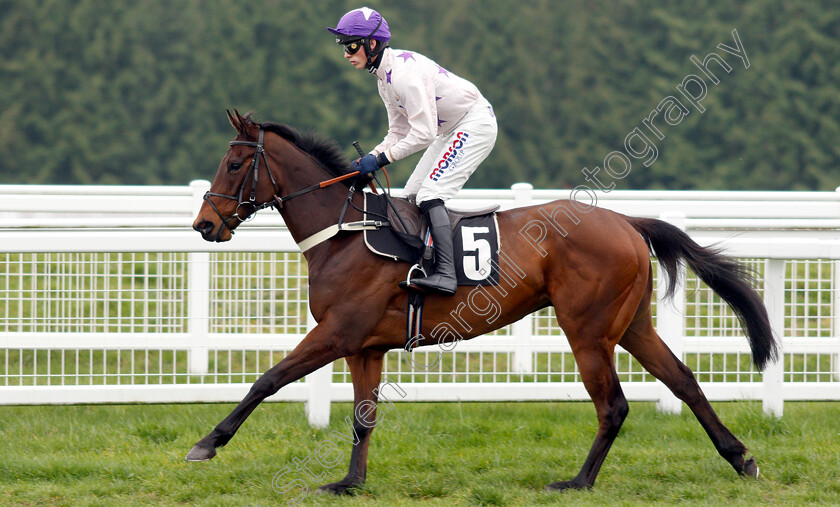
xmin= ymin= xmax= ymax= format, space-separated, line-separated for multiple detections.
xmin=233 ymin=108 xmax=257 ymax=140
xmin=234 ymin=108 xmax=245 ymax=126
xmin=226 ymin=109 xmax=241 ymax=133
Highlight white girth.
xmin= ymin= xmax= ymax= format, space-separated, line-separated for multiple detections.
xmin=297 ymin=221 xmax=384 ymax=253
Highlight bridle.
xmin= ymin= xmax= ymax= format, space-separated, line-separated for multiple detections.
xmin=202 ymin=127 xmax=362 ymax=240
xmin=202 ymin=129 xmax=279 ymax=239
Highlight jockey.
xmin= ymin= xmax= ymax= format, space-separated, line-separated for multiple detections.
xmin=328 ymin=7 xmax=498 ymax=296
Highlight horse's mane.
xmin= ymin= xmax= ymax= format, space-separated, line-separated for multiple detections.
xmin=241 ymin=114 xmax=355 ymax=184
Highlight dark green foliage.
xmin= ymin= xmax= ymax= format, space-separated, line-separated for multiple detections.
xmin=1 ymin=0 xmax=838 ymax=190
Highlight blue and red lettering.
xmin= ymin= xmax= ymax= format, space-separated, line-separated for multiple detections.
xmin=430 ymin=132 xmax=470 ymax=181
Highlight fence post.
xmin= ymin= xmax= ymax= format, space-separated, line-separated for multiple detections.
xmin=305 ymin=305 xmax=333 ymax=427
xmin=763 ymin=259 xmax=785 ymax=417
xmin=835 ymin=187 xmax=840 ymax=381
xmin=512 ymin=316 xmax=533 ymax=373
xmin=511 ymin=182 xmax=533 ymax=207
xmin=834 ymin=259 xmax=840 ymax=382
xmin=511 ymin=183 xmax=534 ymax=373
xmin=655 ymin=212 xmax=686 ymax=414
xmin=188 ymin=180 xmax=211 ymax=375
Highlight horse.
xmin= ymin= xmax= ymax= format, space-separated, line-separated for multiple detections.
xmin=188 ymin=110 xmax=777 ymax=494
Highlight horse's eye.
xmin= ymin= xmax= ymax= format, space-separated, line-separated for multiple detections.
xmin=229 ymin=162 xmax=242 ymax=172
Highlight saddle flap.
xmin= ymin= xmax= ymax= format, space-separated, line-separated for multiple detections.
xmin=387 ymin=197 xmax=424 ymax=237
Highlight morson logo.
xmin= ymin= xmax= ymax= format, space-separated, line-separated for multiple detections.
xmin=430 ymin=132 xmax=469 ymax=181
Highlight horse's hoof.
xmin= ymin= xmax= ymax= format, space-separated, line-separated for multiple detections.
xmin=185 ymin=444 xmax=217 ymax=462
xmin=545 ymin=479 xmax=591 ymax=491
xmin=316 ymin=481 xmax=360 ymax=495
xmin=742 ymin=457 xmax=759 ymax=478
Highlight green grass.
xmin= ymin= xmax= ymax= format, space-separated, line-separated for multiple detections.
xmin=1 ymin=402 xmax=838 ymax=506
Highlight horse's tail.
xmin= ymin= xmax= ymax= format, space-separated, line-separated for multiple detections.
xmin=626 ymin=216 xmax=778 ymax=371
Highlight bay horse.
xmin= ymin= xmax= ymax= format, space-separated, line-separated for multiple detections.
xmin=188 ymin=111 xmax=776 ymax=493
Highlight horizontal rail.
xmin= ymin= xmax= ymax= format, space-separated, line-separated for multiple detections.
xmin=2 ymin=183 xmax=840 ymax=226
xmin=1 ymin=332 xmax=837 ymax=356
xmin=0 ymin=185 xmax=193 ymax=196
xmin=0 ymin=228 xmax=299 ymax=252
xmin=2 ymin=228 xmax=840 ymax=258
xmin=5 ymin=217 xmax=840 ymax=231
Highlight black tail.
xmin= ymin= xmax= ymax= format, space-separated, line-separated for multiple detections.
xmin=628 ymin=216 xmax=778 ymax=370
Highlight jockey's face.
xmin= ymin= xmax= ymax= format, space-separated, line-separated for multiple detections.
xmin=345 ymin=39 xmax=374 ymax=70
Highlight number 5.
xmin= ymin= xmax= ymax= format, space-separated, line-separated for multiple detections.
xmin=462 ymin=226 xmax=491 ymax=281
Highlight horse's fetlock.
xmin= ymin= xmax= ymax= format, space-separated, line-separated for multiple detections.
xmin=719 ymin=444 xmax=749 ymax=466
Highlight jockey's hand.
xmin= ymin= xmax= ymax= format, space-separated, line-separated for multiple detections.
xmin=354 ymin=154 xmax=381 ymax=176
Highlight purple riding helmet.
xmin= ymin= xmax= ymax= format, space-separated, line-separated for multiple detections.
xmin=327 ymin=7 xmax=391 ymax=69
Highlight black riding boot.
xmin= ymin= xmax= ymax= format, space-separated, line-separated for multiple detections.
xmin=412 ymin=200 xmax=458 ymax=296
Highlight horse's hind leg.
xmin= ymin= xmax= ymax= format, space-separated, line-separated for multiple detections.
xmin=318 ymin=349 xmax=386 ymax=495
xmin=546 ymin=342 xmax=629 ymax=490
xmin=619 ymin=315 xmax=759 ymax=478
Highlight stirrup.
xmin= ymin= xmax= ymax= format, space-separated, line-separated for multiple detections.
xmin=399 ymin=263 xmax=428 ymax=291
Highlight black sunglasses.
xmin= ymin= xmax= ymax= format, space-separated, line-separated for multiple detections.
xmin=343 ymin=39 xmax=365 ymax=55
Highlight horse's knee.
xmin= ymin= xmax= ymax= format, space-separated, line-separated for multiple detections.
xmin=353 ymin=420 xmax=373 ymax=441
xmin=249 ymin=373 xmax=281 ymax=399
xmin=600 ymin=395 xmax=629 ymax=434
xmin=351 ymin=404 xmax=381 ymax=440
xmin=616 ymin=398 xmax=629 ymax=420
xmin=610 ymin=397 xmax=629 ymax=428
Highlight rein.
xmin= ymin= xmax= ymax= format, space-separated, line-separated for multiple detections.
xmin=202 ymin=127 xmax=360 ymax=240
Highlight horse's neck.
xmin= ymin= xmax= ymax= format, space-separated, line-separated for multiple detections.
xmin=273 ymin=151 xmax=362 ymax=249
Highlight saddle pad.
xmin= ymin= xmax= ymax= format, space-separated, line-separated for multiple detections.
xmin=363 ymin=193 xmax=501 ymax=286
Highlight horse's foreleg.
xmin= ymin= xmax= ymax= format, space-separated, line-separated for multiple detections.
xmin=317 ymin=349 xmax=386 ymax=495
xmin=186 ymin=321 xmax=352 ymax=461
xmin=619 ymin=321 xmax=758 ymax=477
xmin=547 ymin=344 xmax=628 ymax=491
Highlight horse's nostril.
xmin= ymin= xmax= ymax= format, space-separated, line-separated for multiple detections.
xmin=194 ymin=220 xmax=214 ymax=235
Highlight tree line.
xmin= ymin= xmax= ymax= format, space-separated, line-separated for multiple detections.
xmin=1 ymin=0 xmax=838 ymax=190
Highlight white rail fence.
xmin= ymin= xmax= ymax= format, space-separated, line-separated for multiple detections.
xmin=1 ymin=182 xmax=839 ymax=425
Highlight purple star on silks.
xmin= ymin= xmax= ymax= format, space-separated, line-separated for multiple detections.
xmin=386 ymin=69 xmax=392 ymax=84
xmin=436 ymin=65 xmax=449 ymax=77
xmin=397 ymin=51 xmax=415 ymax=62
xmin=437 ymin=117 xmax=446 ymax=127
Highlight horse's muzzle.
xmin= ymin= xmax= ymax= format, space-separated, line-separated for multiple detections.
xmin=193 ymin=219 xmax=222 ymax=242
